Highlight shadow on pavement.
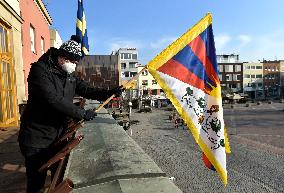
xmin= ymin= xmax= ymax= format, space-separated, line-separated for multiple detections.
xmin=0 ymin=129 xmax=26 ymax=193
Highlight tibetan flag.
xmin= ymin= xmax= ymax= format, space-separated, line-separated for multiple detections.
xmin=76 ymin=0 xmax=89 ymax=55
xmin=147 ymin=13 xmax=230 ymax=185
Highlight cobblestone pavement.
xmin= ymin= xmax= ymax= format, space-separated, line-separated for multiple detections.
xmin=1 ymin=102 xmax=283 ymax=193
xmin=0 ymin=127 xmax=25 ymax=193
xmin=128 ymin=103 xmax=284 ymax=193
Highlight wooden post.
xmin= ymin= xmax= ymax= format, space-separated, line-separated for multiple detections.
xmin=39 ymin=136 xmax=83 ymax=172
xmin=50 ymin=178 xmax=74 ymax=193
xmin=95 ymin=67 xmax=147 ymax=112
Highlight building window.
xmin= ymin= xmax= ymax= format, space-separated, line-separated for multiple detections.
xmin=130 ymin=72 xmax=137 ymax=77
xmin=132 ymin=54 xmax=137 ymax=59
xmin=142 ymin=80 xmax=148 ymax=86
xmin=251 ymin=66 xmax=255 ymax=69
xmin=121 ymin=53 xmax=131 ymax=59
xmin=256 ymin=66 xmax=262 ymax=69
xmin=245 ymin=74 xmax=250 ymax=78
xmin=251 ymin=75 xmax=255 ymax=78
xmin=124 ymin=71 xmax=130 ymax=77
xmin=121 ymin=63 xmax=126 ymax=69
xmin=142 ymin=70 xmax=148 ymax=76
xmin=226 ymin=74 xmax=232 ymax=81
xmin=236 ymin=74 xmax=241 ymax=81
xmin=129 ymin=62 xmax=136 ymax=68
xmin=233 ymin=74 xmax=239 ymax=81
xmin=225 ymin=65 xmax=233 ymax=72
xmin=246 ymin=66 xmax=251 ymax=70
xmin=40 ymin=37 xmax=45 ymax=55
xmin=152 ymin=80 xmax=157 ymax=85
xmin=235 ymin=65 xmax=242 ymax=72
xmin=30 ymin=25 xmax=36 ymax=53
xmin=256 ymin=74 xmax=262 ymax=78
xmin=218 ymin=65 xmax=223 ymax=72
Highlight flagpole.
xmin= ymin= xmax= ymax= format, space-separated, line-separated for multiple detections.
xmin=95 ymin=67 xmax=147 ymax=112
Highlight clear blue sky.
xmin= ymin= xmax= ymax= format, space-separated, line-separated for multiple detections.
xmin=45 ymin=0 xmax=284 ymax=64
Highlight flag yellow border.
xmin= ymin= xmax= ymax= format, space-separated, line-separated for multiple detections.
xmin=147 ymin=13 xmax=212 ymax=71
xmin=147 ymin=13 xmax=228 ymax=185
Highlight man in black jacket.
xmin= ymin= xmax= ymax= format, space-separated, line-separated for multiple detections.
xmin=18 ymin=35 xmax=123 ymax=193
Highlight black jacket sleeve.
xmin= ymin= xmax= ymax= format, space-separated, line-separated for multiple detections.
xmin=28 ymin=63 xmax=85 ymax=120
xmin=75 ymin=77 xmax=112 ymax=101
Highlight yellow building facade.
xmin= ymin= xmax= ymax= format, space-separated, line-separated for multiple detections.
xmin=243 ymin=62 xmax=264 ymax=99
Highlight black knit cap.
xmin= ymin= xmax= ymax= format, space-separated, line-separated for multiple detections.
xmin=58 ymin=35 xmax=83 ymax=62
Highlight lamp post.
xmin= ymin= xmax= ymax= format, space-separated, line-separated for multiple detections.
xmin=128 ymin=101 xmax=133 ymax=115
xmin=128 ymin=101 xmax=133 ymax=136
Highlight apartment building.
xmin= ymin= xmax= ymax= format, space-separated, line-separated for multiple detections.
xmin=243 ymin=62 xmax=263 ymax=99
xmin=116 ymin=48 xmax=139 ymax=82
xmin=263 ymin=60 xmax=281 ymax=98
xmin=20 ymin=0 xmax=52 ymax=97
xmin=136 ymin=66 xmax=163 ymax=98
xmin=217 ymin=54 xmax=243 ymax=93
xmin=0 ymin=0 xmax=25 ymax=127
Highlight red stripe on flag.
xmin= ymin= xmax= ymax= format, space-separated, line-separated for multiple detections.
xmin=189 ymin=35 xmax=220 ymax=85
xmin=157 ymin=59 xmax=205 ymax=91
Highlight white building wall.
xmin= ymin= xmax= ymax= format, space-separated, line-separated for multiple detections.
xmin=243 ymin=62 xmax=263 ymax=97
xmin=217 ymin=54 xmax=239 ymax=63
xmin=50 ymin=28 xmax=62 ymax=48
xmin=116 ymin=48 xmax=139 ymax=81
xmin=137 ymin=66 xmax=162 ymax=92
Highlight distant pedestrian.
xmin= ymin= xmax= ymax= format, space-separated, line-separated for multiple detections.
xmin=180 ymin=119 xmax=185 ymax=130
xmin=175 ymin=118 xmax=179 ymax=128
xmin=158 ymin=100 xmax=161 ymax=108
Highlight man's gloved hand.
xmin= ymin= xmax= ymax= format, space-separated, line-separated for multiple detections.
xmin=83 ymin=109 xmax=97 ymax=121
xmin=109 ymin=85 xmax=125 ymax=97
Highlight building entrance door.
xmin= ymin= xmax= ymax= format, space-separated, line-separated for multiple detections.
xmin=0 ymin=23 xmax=18 ymax=128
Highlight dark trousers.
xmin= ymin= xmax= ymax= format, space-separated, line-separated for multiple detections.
xmin=19 ymin=146 xmax=56 ymax=193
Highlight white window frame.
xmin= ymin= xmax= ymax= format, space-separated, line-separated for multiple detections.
xmin=40 ymin=37 xmax=45 ymax=55
xmin=30 ymin=25 xmax=36 ymax=53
